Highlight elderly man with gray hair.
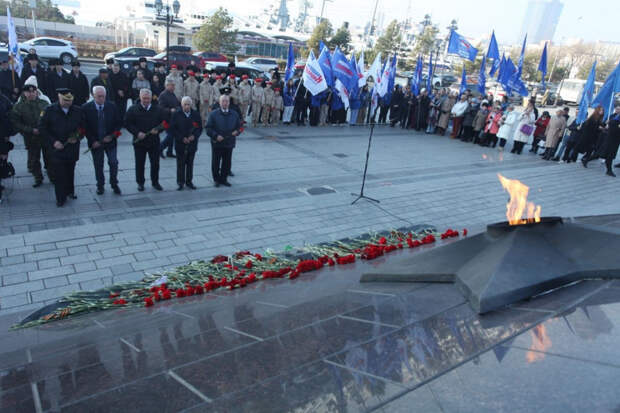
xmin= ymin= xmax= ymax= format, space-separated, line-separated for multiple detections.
xmin=206 ymin=94 xmax=243 ymax=187
xmin=82 ymin=85 xmax=123 ymax=194
xmin=124 ymin=88 xmax=167 ymax=191
xmin=170 ymin=96 xmax=202 ymax=190
xmin=158 ymin=77 xmax=181 ymax=159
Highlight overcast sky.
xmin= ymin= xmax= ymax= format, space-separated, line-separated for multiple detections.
xmin=73 ymin=0 xmax=618 ymax=44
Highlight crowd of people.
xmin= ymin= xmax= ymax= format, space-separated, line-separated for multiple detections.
xmin=0 ymin=53 xmax=619 ymax=205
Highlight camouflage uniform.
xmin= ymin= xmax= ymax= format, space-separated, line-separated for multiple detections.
xmin=183 ymin=76 xmax=200 ymax=110
xmin=10 ymin=97 xmax=51 ymax=184
xmin=251 ymin=84 xmax=264 ymax=126
xmin=238 ymin=80 xmax=252 ymax=123
xmin=199 ymin=80 xmax=214 ymax=125
xmin=262 ymin=86 xmax=275 ymax=126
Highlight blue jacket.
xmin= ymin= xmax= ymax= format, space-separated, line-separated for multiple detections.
xmin=283 ymin=84 xmax=295 ymax=106
xmin=331 ymin=92 xmax=344 ymax=110
xmin=206 ymin=108 xmax=242 ymax=149
xmin=170 ymin=109 xmax=202 ymax=152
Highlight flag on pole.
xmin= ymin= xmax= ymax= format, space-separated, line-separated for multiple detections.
xmin=538 ymin=42 xmax=548 ymax=91
xmin=426 ymin=51 xmax=434 ymax=96
xmin=478 ymin=55 xmax=487 ymax=96
xmin=302 ymin=50 xmax=328 ymax=96
xmin=411 ymin=56 xmax=422 ymax=96
xmin=317 ymin=46 xmax=333 ymax=87
xmin=334 ymin=79 xmax=350 ymax=109
xmin=577 ymin=61 xmax=597 ymax=125
xmin=332 ymin=47 xmax=357 ymax=91
xmin=368 ymin=53 xmax=383 ymax=91
xmin=349 ymin=53 xmax=360 ymax=97
xmin=376 ymin=57 xmax=393 ymax=97
xmin=357 ymin=50 xmax=366 ymax=87
xmin=507 ymin=35 xmax=529 ymax=96
xmin=459 ymin=66 xmax=467 ymax=98
xmin=385 ymin=54 xmax=397 ymax=103
xmin=284 ymin=42 xmax=295 ymax=83
xmin=497 ymin=53 xmax=506 ymax=81
xmin=319 ymin=40 xmax=327 ymax=53
xmin=487 ymin=30 xmax=500 ymax=77
xmin=447 ymin=30 xmax=478 ymax=62
xmin=591 ymin=59 xmax=620 ymax=120
xmin=7 ymin=6 xmax=23 ymax=77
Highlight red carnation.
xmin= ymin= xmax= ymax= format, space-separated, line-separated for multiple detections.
xmin=185 ymin=287 xmax=195 ymax=296
xmin=109 ymin=292 xmax=120 ymax=298
xmin=113 ymin=298 xmax=126 ymax=305
xmin=463 ymin=229 xmax=468 ymax=236
xmin=113 ymin=130 xmax=122 ymax=137
xmin=78 ymin=127 xmax=86 ymax=136
xmin=162 ymin=120 xmax=170 ymax=130
xmin=194 ymin=285 xmax=204 ymax=294
xmin=245 ymin=260 xmax=253 ymax=269
xmin=192 ymin=121 xmax=199 ymax=128
xmin=144 ymin=297 xmax=154 ymax=307
xmin=162 ymin=290 xmax=172 ymax=300
xmin=153 ymin=292 xmax=161 ymax=301
xmin=254 ymin=253 xmax=262 ymax=261
xmin=378 ymin=237 xmax=387 ymax=245
xmin=175 ymin=288 xmax=186 ymax=298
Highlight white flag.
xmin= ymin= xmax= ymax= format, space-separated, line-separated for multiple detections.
xmin=357 ymin=50 xmax=366 ymax=88
xmin=302 ymin=50 xmax=328 ymax=96
xmin=334 ymin=79 xmax=350 ymax=110
xmin=368 ymin=53 xmax=382 ymax=90
xmin=7 ymin=7 xmax=23 ymax=76
xmin=376 ymin=55 xmax=393 ymax=97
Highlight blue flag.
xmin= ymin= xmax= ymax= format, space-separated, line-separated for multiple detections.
xmin=447 ymin=30 xmax=478 ymax=62
xmin=285 ymin=42 xmax=295 ymax=83
xmin=411 ymin=56 xmax=422 ymax=96
xmin=496 ymin=53 xmax=506 ymax=81
xmin=317 ymin=46 xmax=333 ymax=87
xmin=591 ymin=59 xmax=620 ymax=120
xmin=385 ymin=54 xmax=398 ymax=103
xmin=516 ymin=34 xmax=527 ymax=79
xmin=459 ymin=66 xmax=467 ymax=97
xmin=349 ymin=53 xmax=359 ymax=97
xmin=487 ymin=31 xmax=500 ymax=77
xmin=538 ymin=42 xmax=548 ymax=91
xmin=577 ymin=61 xmax=597 ymax=125
xmin=426 ymin=51 xmax=434 ymax=96
xmin=500 ymin=57 xmax=516 ymax=94
xmin=319 ymin=40 xmax=327 ymax=53
xmin=332 ymin=47 xmax=356 ymax=91
xmin=478 ymin=55 xmax=487 ymax=96
xmin=507 ymin=35 xmax=528 ymax=96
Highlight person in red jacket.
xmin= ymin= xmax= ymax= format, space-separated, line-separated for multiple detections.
xmin=481 ymin=102 xmax=503 ymax=147
xmin=530 ymin=111 xmax=550 ymax=154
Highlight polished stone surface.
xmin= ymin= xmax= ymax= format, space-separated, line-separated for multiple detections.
xmin=1 ymin=216 xmax=620 ymax=412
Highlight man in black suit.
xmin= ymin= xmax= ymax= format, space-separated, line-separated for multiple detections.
xmin=68 ymin=61 xmax=90 ymax=106
xmin=47 ymin=59 xmax=70 ymax=103
xmin=82 ymin=86 xmax=123 ymax=195
xmin=110 ymin=62 xmax=130 ymax=121
xmin=170 ymin=96 xmax=202 ymax=190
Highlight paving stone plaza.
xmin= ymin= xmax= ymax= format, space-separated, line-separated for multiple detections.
xmin=1 ymin=124 xmax=619 ymax=412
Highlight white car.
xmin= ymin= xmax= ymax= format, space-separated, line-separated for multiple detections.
xmin=242 ymin=57 xmax=278 ymax=73
xmin=19 ymin=37 xmax=78 ymax=64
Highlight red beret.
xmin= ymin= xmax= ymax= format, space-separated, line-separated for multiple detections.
xmin=229 ymin=74 xmax=236 ymax=79
xmin=255 ymin=78 xmax=263 ymax=82
xmin=188 ymin=71 xmax=195 ymax=76
xmin=215 ymin=75 xmax=222 ymax=80
xmin=241 ymin=75 xmax=248 ymax=79
xmin=170 ymin=64 xmax=177 ymax=69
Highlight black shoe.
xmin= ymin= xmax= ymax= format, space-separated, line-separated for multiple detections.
xmin=214 ymin=181 xmax=221 ymax=187
xmin=138 ymin=184 xmax=145 ymax=192
xmin=112 ymin=185 xmax=121 ymax=195
xmin=68 ymin=193 xmax=77 ymax=200
xmin=33 ymin=180 xmax=43 ymax=188
xmin=221 ymin=181 xmax=231 ymax=187
xmin=607 ymin=170 xmax=616 ymax=177
xmin=615 ymin=163 xmax=620 ymax=168
xmin=187 ymin=182 xmax=196 ymax=190
xmin=581 ymin=159 xmax=588 ymax=168
xmin=167 ymin=153 xmax=176 ymax=158
xmin=228 ymin=171 xmax=235 ymax=177
xmin=153 ymin=183 xmax=163 ymax=191
xmin=96 ymin=187 xmax=104 ymax=195
xmin=551 ymin=157 xmax=560 ymax=162
xmin=177 ymin=184 xmax=184 ymax=191
xmin=160 ymin=151 xmax=166 ymax=159
xmin=56 ymin=200 xmax=65 ymax=207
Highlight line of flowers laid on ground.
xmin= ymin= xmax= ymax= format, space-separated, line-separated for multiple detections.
xmin=13 ymin=227 xmax=466 ymax=329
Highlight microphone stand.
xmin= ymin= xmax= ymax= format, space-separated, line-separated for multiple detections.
xmin=351 ymin=94 xmax=380 ymax=205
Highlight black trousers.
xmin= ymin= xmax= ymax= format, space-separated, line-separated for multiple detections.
xmin=51 ymin=159 xmax=75 ymax=203
xmin=511 ymin=141 xmax=526 ymax=154
xmin=378 ymin=106 xmax=388 ymax=123
xmin=499 ymin=137 xmax=507 ymax=148
xmin=309 ymin=106 xmax=320 ymax=126
xmin=92 ymin=144 xmax=118 ymax=188
xmin=134 ymin=144 xmax=160 ymax=185
xmin=562 ymin=140 xmax=578 ymax=161
xmin=293 ymin=101 xmax=307 ymax=125
xmin=176 ymin=146 xmax=196 ymax=185
xmin=461 ymin=126 xmax=474 ymax=141
xmin=212 ymin=146 xmax=232 ymax=183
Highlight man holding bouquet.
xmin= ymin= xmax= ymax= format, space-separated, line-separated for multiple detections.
xmin=206 ymin=95 xmax=242 ymax=187
xmin=82 ymin=86 xmax=123 ymax=195
xmin=39 ymin=88 xmax=85 ymax=207
xmin=124 ymin=88 xmax=167 ymax=192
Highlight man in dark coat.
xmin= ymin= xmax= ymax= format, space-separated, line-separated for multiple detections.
xmin=82 ymin=86 xmax=123 ymax=194
xmin=138 ymin=57 xmax=153 ymax=82
xmin=68 ymin=61 xmax=90 ymax=106
xmin=109 ymin=62 xmax=130 ymax=121
xmin=415 ymin=89 xmax=431 ymax=131
xmin=0 ymin=58 xmax=21 ymax=102
xmin=602 ymin=105 xmax=620 ymax=177
xmin=170 ymin=96 xmax=202 ymax=190
xmin=0 ymin=91 xmax=13 ymax=203
xmin=124 ymin=88 xmax=167 ymax=191
xmin=39 ymin=88 xmax=84 ymax=206
xmin=157 ymin=78 xmax=181 ymax=158
xmin=293 ymin=78 xmax=307 ymax=126
xmin=206 ymin=95 xmax=243 ymax=187
xmin=21 ymin=54 xmax=48 ymax=98
xmin=389 ymin=85 xmax=404 ymax=127
xmin=90 ymin=68 xmax=113 ymax=100
xmin=47 ymin=59 xmax=70 ymax=103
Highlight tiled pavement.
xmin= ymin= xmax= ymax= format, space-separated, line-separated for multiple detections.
xmin=0 ymin=124 xmax=618 ymax=316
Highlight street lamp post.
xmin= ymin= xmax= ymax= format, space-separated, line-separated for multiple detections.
xmin=154 ymin=0 xmax=180 ymax=67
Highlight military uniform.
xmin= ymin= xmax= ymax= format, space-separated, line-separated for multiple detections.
xmin=237 ymin=78 xmax=251 ymax=123
xmin=251 ymin=81 xmax=265 ymax=126
xmin=10 ymin=94 xmax=50 ymax=186
xmin=199 ymin=76 xmax=214 ymax=125
xmin=262 ymin=84 xmax=275 ymax=126
xmin=39 ymin=91 xmax=84 ymax=206
xmin=183 ymin=74 xmax=200 ymax=110
xmin=272 ymin=92 xmax=283 ymax=126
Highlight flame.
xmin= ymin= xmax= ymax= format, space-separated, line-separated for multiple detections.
xmin=497 ymin=174 xmax=542 ymax=225
xmin=526 ymin=324 xmax=552 ymax=363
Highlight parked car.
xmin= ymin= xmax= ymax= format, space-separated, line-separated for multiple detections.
xmin=104 ymin=47 xmax=156 ymax=63
xmin=149 ymin=51 xmax=205 ymax=69
xmin=204 ymin=61 xmax=269 ymax=81
xmin=193 ymin=51 xmax=227 ymax=63
xmin=242 ymin=57 xmax=278 ymax=73
xmin=439 ymin=74 xmax=458 ymax=87
xmin=19 ymin=37 xmax=78 ymax=64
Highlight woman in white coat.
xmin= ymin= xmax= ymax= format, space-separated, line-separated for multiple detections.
xmin=511 ymin=101 xmax=536 ymax=154
xmin=497 ymin=105 xmax=520 ymax=150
